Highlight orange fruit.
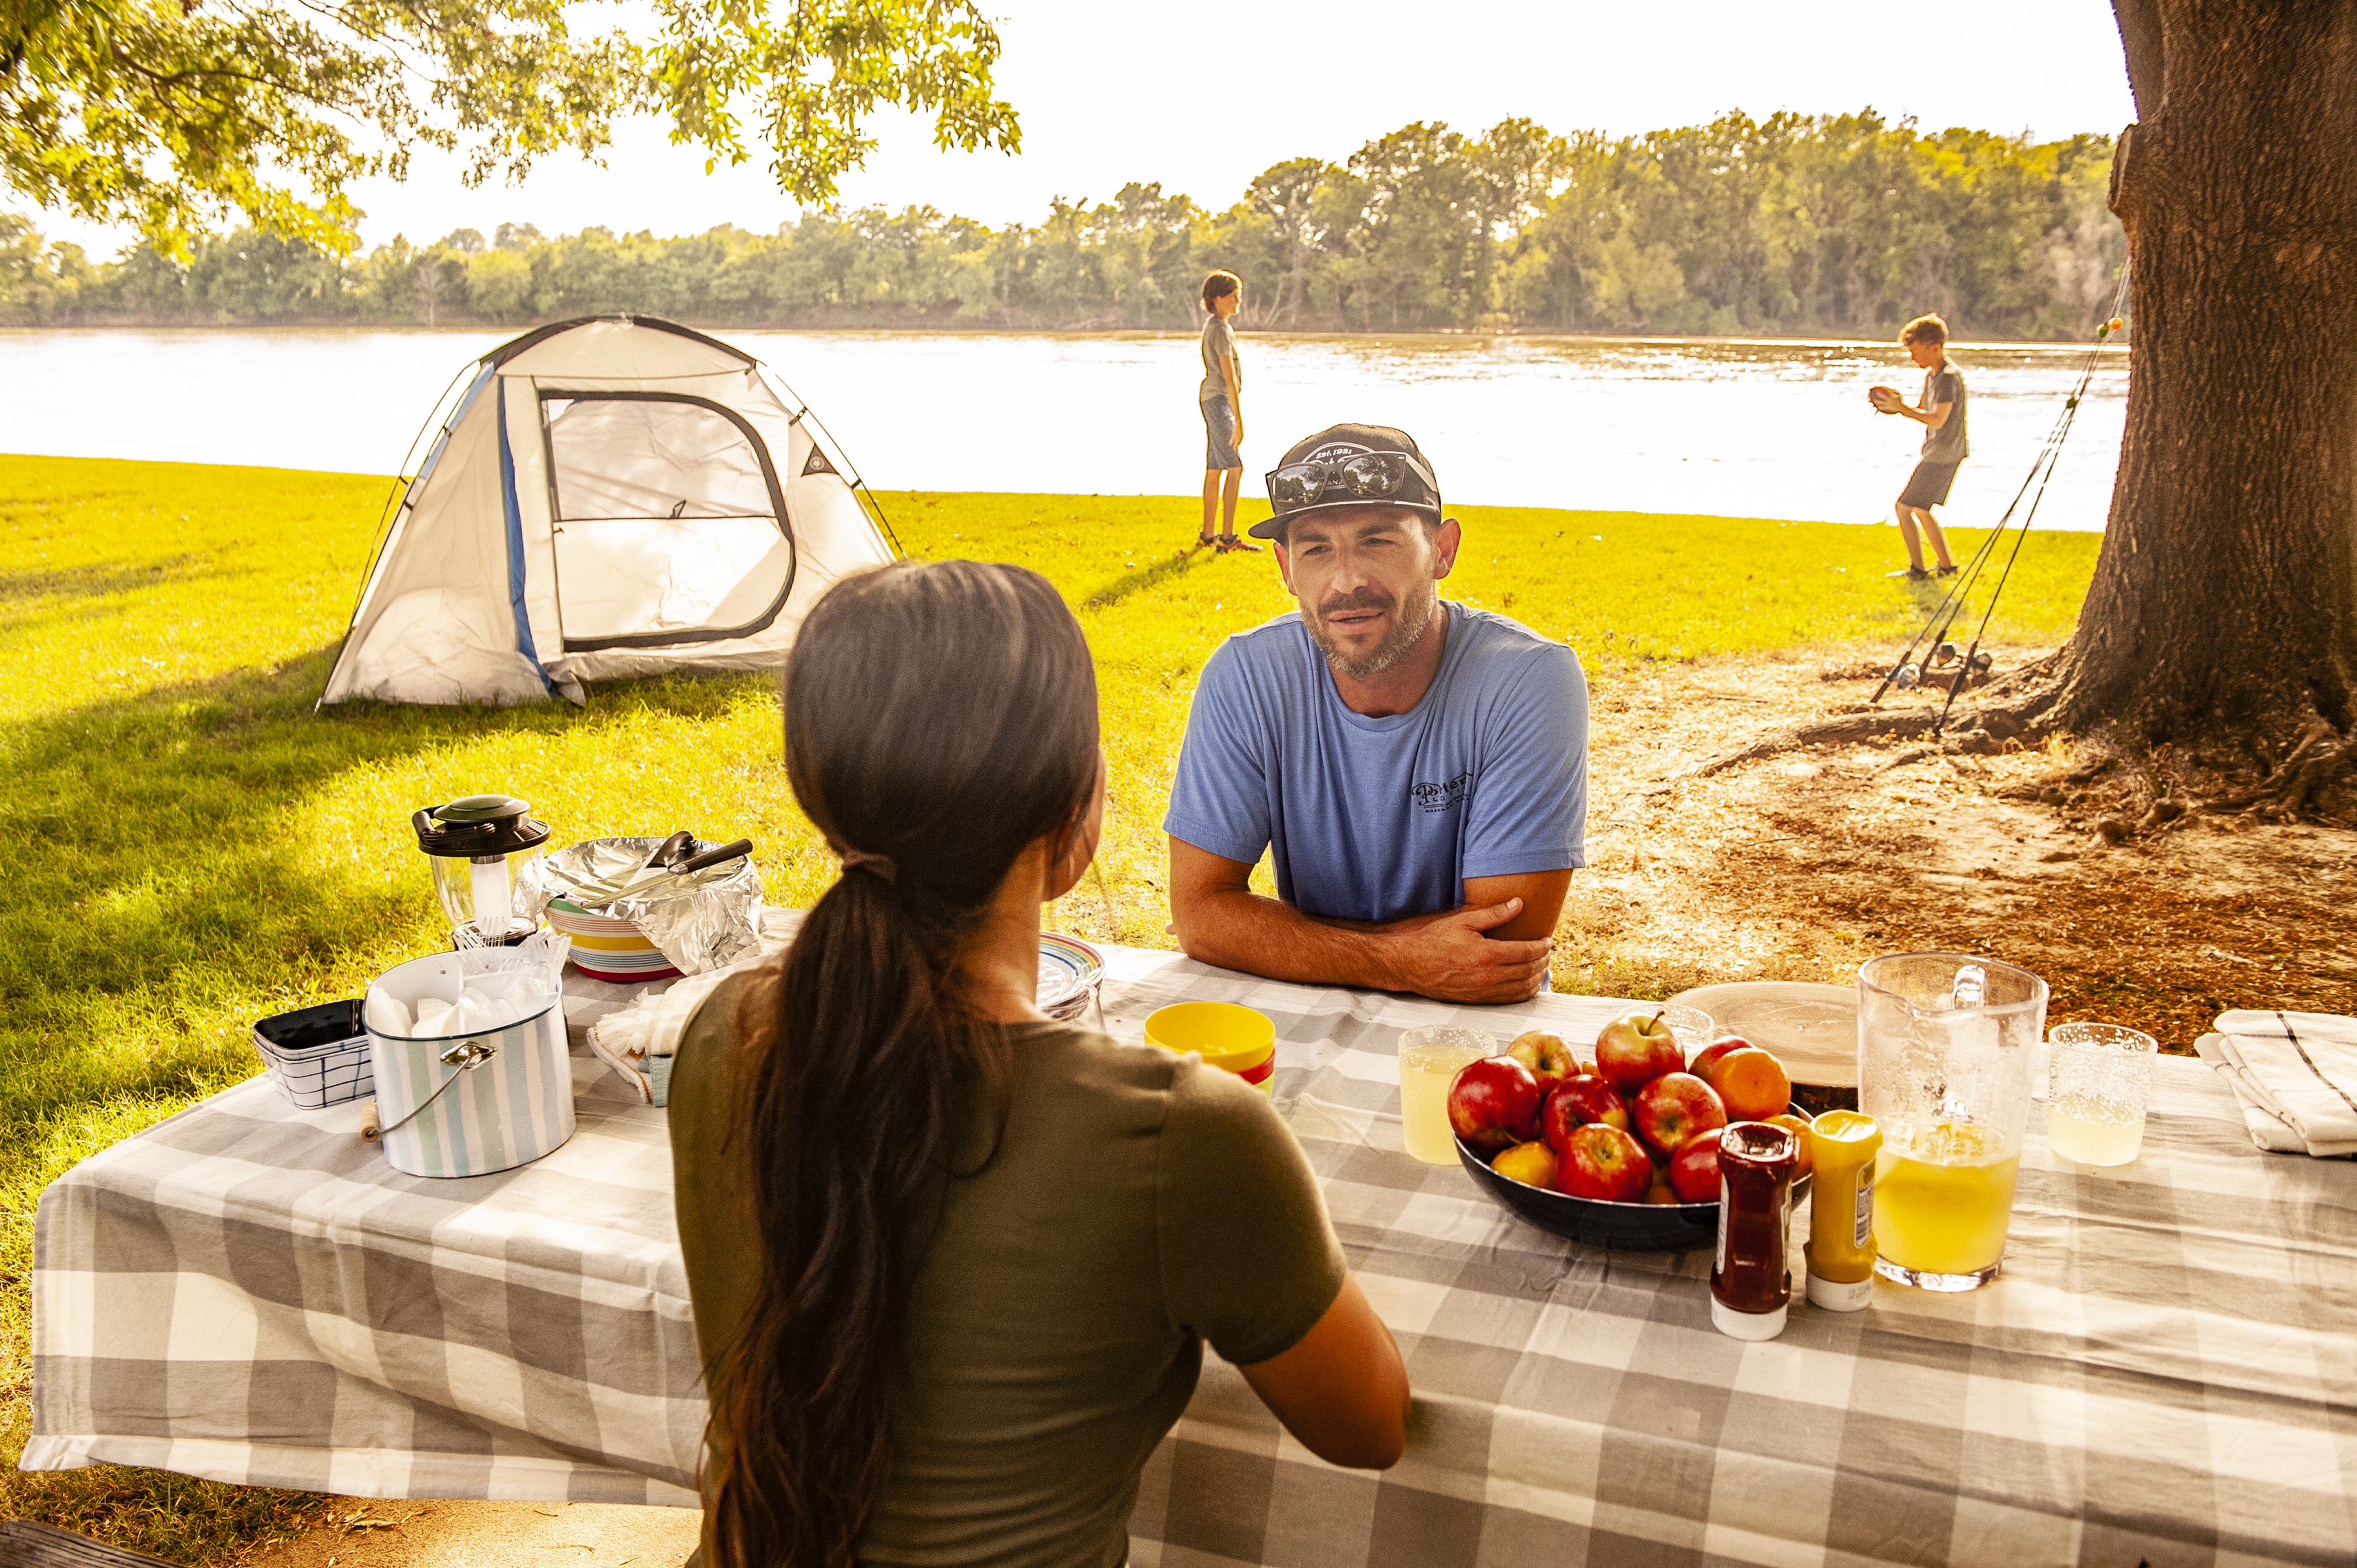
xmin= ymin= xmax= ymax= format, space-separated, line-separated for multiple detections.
xmin=1715 ymin=1048 xmax=1792 ymax=1121
xmin=1766 ymin=1112 xmax=1814 ymax=1177
xmin=1491 ymin=1140 xmax=1558 ymax=1190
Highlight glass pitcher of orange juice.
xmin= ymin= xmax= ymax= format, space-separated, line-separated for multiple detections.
xmin=1857 ymin=953 xmax=2048 ymax=1291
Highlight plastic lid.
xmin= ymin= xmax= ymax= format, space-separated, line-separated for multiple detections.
xmin=437 ymin=793 xmax=530 ymax=824
xmin=413 ymin=797 xmax=552 ymax=857
xmin=1806 ymin=1269 xmax=1875 ymax=1312
xmin=1710 ymin=1296 xmax=1787 ymax=1341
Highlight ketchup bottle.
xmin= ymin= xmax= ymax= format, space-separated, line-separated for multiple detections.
xmin=1711 ymin=1121 xmax=1800 ymax=1340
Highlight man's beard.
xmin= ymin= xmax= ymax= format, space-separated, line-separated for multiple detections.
xmin=1307 ymin=585 xmax=1438 ymax=678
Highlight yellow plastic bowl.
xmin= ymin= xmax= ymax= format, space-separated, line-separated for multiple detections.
xmin=1144 ymin=1002 xmax=1276 ymax=1093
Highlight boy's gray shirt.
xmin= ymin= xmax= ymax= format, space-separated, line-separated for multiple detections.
xmin=1920 ymin=359 xmax=1968 ymax=462
xmin=1199 ymin=316 xmax=1239 ymax=403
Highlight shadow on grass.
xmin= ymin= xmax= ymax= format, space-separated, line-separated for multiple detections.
xmin=1081 ymin=541 xmax=1218 ymax=611
xmin=0 ymin=554 xmax=226 ymax=607
xmin=0 ymin=644 xmax=769 ymax=1560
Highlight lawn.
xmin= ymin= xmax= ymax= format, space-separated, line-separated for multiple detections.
xmin=0 ymin=453 xmax=2102 ymax=1559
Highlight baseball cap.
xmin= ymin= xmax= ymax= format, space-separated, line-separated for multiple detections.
xmin=1250 ymin=423 xmax=1443 ymax=540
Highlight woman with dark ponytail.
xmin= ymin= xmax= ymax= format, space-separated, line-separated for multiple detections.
xmin=669 ymin=560 xmax=1408 ymax=1568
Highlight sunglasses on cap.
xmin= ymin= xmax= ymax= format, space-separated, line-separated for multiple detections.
xmin=1265 ymin=450 xmax=1440 ymax=512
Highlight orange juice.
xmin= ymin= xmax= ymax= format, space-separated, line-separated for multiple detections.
xmin=1872 ymin=1123 xmax=2020 ymax=1286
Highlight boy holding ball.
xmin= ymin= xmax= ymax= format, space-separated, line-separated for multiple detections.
xmin=1869 ymin=314 xmax=1966 ymax=580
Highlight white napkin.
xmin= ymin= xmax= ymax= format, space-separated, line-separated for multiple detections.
xmin=586 ymin=907 xmax=801 ymax=1104
xmin=587 ymin=968 xmax=737 ymax=1105
xmin=2195 ymin=1010 xmax=2357 ymax=1158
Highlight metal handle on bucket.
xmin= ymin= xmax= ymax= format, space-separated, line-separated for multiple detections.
xmin=376 ymin=1039 xmax=500 ymax=1142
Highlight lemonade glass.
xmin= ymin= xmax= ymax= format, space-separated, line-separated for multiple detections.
xmin=1857 ymin=953 xmax=2047 ymax=1291
xmin=1398 ymin=1025 xmax=1495 ymax=1165
xmin=2045 ymin=1023 xmax=2158 ymax=1165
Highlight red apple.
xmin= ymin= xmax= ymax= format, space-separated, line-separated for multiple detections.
xmin=1554 ymin=1122 xmax=1653 ymax=1203
xmin=1689 ymin=1034 xmax=1751 ymax=1085
xmin=1541 ymin=1074 xmax=1630 ymax=1152
xmin=1506 ymin=1029 xmax=1579 ymax=1097
xmin=1632 ymin=1071 xmax=1729 ymax=1159
xmin=1448 ymin=1055 xmax=1543 ymax=1152
xmin=1669 ymin=1129 xmax=1725 ymax=1203
xmin=1594 ymin=1008 xmax=1685 ymax=1091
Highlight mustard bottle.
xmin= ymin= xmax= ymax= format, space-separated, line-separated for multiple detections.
xmin=1804 ymin=1110 xmax=1881 ymax=1311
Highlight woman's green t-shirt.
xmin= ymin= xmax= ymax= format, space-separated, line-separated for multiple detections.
xmin=668 ymin=969 xmax=1347 ymax=1567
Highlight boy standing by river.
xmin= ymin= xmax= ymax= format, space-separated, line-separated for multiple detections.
xmin=1869 ymin=313 xmax=1967 ymax=579
xmin=1196 ymin=271 xmax=1260 ymax=553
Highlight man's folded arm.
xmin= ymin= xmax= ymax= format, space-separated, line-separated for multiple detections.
xmin=1463 ymin=869 xmax=1573 ymax=941
xmin=1167 ymin=837 xmax=1556 ymax=1004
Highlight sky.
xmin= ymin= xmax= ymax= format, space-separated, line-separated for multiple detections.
xmin=33 ymin=0 xmax=2138 ymax=257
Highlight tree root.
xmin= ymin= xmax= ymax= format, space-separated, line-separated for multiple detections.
xmin=1647 ymin=675 xmax=2067 ymax=793
xmin=2209 ymin=714 xmax=2356 ymax=817
xmin=1637 ymin=654 xmax=2354 ymax=830
xmin=1638 ymin=709 xmax=1945 ymax=799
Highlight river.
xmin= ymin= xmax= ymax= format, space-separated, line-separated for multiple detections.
xmin=0 ymin=327 xmax=2128 ymax=528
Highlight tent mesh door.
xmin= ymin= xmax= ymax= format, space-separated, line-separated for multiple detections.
xmin=541 ymin=393 xmax=796 ymax=650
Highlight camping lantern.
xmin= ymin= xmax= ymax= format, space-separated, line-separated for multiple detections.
xmin=412 ymin=795 xmax=552 ymax=946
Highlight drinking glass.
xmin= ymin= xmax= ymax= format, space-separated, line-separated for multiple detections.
xmin=1397 ymin=1025 xmax=1494 ymax=1165
xmin=2045 ymin=1023 xmax=2158 ymax=1165
xmin=1858 ymin=952 xmax=2048 ymax=1291
xmin=1656 ymin=1004 xmax=1716 ymax=1059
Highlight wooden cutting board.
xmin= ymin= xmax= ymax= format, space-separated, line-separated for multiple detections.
xmin=1666 ymin=981 xmax=1859 ymax=1089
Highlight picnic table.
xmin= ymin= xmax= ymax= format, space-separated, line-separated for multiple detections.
xmin=27 ymin=941 xmax=2357 ymax=1566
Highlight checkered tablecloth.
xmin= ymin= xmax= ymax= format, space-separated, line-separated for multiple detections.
xmin=28 ymin=943 xmax=2357 ymax=1565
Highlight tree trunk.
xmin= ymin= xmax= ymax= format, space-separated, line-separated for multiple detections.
xmin=2052 ymin=1 xmax=2357 ymax=754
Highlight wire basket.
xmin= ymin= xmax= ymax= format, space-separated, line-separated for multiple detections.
xmin=253 ymin=1000 xmax=375 ymax=1110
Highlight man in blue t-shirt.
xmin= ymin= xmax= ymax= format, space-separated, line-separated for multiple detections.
xmin=1163 ymin=422 xmax=1588 ymax=1004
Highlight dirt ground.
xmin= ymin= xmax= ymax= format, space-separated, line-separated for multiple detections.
xmin=1560 ymin=640 xmax=2357 ymax=1049
xmin=239 ymin=1500 xmax=700 ymax=1568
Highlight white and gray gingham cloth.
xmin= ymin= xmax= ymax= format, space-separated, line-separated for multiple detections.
xmin=29 ymin=943 xmax=2357 ymax=1565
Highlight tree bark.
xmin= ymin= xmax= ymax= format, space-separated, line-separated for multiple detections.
xmin=2053 ymin=1 xmax=2357 ymax=757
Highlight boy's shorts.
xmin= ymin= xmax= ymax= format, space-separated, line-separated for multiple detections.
xmin=1899 ymin=460 xmax=1961 ymax=508
xmin=1201 ymin=395 xmax=1241 ymax=471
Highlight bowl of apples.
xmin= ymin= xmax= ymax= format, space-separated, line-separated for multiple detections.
xmin=1448 ymin=1012 xmax=1815 ymax=1250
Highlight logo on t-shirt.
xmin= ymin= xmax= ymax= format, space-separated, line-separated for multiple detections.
xmin=1410 ymin=771 xmax=1471 ymax=813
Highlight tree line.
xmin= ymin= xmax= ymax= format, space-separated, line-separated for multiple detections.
xmin=0 ymin=109 xmax=2125 ymax=340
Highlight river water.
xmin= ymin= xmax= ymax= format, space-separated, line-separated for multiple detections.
xmin=0 ymin=327 xmax=2127 ymax=528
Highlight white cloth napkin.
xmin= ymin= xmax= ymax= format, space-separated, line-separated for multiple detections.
xmin=2195 ymin=1010 xmax=2357 ymax=1158
xmin=586 ymin=907 xmax=803 ymax=1104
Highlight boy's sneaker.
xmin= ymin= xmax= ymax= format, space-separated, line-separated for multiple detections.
xmin=1935 ymin=564 xmax=1959 ymax=577
xmin=1888 ymin=566 xmax=1932 ymax=581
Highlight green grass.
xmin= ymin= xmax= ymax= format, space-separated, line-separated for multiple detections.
xmin=0 ymin=454 xmax=2102 ymax=1559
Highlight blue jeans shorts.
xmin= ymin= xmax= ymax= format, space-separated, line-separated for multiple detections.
xmin=1201 ymin=395 xmax=1241 ymax=472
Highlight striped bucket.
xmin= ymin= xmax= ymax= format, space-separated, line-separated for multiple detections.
xmin=365 ymin=953 xmax=576 ymax=1178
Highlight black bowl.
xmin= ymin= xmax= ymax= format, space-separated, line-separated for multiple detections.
xmin=1455 ymin=1121 xmax=1814 ymax=1252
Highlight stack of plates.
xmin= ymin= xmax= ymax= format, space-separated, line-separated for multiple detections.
xmin=546 ymin=899 xmax=684 ymax=983
xmin=1037 ymin=933 xmax=1105 ymax=1025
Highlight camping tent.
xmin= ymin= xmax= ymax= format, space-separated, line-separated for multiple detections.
xmin=321 ymin=315 xmax=898 ymax=706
